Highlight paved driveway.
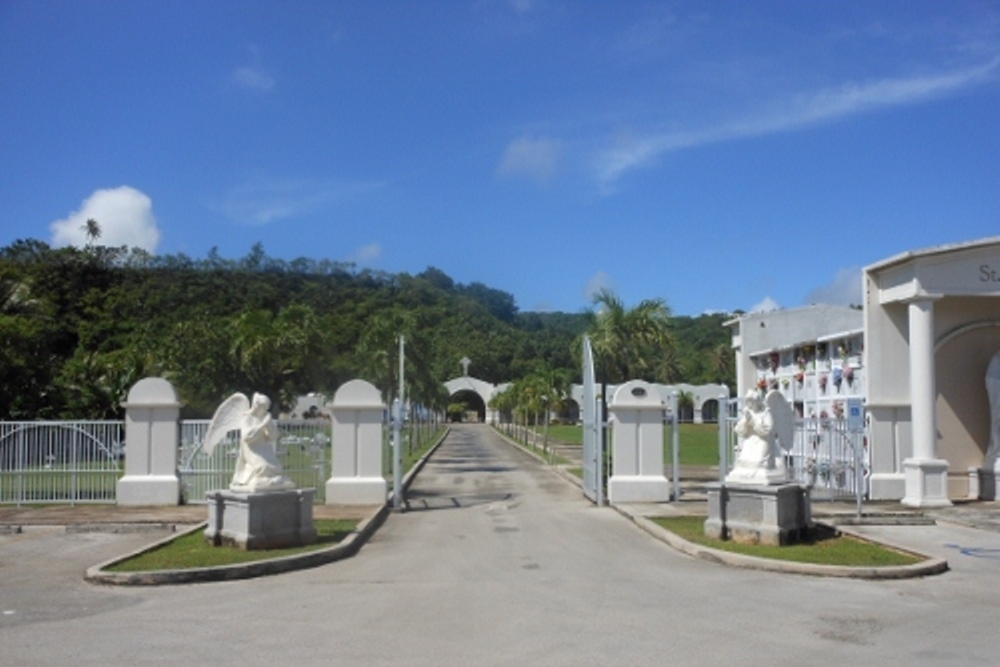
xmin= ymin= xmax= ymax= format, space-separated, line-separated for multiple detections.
xmin=3 ymin=424 xmax=1000 ymax=666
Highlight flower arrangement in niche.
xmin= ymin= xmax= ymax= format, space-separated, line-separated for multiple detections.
xmin=819 ymin=374 xmax=828 ymax=391
xmin=770 ymin=378 xmax=779 ymax=390
xmin=757 ymin=378 xmax=767 ymax=391
xmin=781 ymin=378 xmax=790 ymax=388
xmin=795 ymin=371 xmax=804 ymax=385
xmin=833 ymin=367 xmax=843 ymax=390
xmin=843 ymin=365 xmax=854 ymax=386
xmin=769 ymin=352 xmax=779 ymax=372
xmin=832 ymin=401 xmax=845 ymax=418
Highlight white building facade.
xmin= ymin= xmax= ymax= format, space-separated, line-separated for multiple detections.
xmin=726 ymin=305 xmax=865 ymax=422
xmin=864 ymin=236 xmax=1000 ymax=505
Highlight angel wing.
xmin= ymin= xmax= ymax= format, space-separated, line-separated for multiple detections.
xmin=765 ymin=389 xmax=796 ymax=452
xmin=202 ymin=393 xmax=249 ymax=457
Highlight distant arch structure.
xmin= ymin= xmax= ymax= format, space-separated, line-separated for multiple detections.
xmin=443 ymin=376 xmax=506 ymax=423
xmin=570 ymin=382 xmax=729 ymax=423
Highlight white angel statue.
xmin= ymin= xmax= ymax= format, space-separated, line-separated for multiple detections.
xmin=726 ymin=388 xmax=796 ymax=485
xmin=204 ymin=392 xmax=295 ymax=493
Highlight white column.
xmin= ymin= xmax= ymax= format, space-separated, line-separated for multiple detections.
xmin=908 ymin=299 xmax=937 ymax=460
xmin=902 ymin=298 xmax=951 ymax=507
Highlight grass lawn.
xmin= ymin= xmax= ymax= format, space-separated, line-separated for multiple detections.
xmin=650 ymin=516 xmax=922 ymax=567
xmin=106 ymin=518 xmax=359 ymax=572
xmin=539 ymin=423 xmax=722 ymax=466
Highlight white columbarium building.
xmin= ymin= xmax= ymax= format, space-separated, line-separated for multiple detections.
xmin=729 ymin=237 xmax=1000 ymax=507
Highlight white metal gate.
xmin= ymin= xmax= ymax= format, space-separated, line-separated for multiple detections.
xmin=179 ymin=419 xmax=330 ymax=504
xmin=0 ymin=421 xmax=124 ymax=505
xmin=720 ymin=398 xmax=870 ymax=502
xmin=581 ymin=336 xmax=604 ymax=505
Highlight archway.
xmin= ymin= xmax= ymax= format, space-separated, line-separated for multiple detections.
xmin=935 ymin=320 xmax=1000 ymax=476
xmin=449 ymin=389 xmax=486 ymax=423
xmin=558 ymin=398 xmax=580 ymax=424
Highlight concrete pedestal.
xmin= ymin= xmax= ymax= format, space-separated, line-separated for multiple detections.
xmin=901 ymin=458 xmax=952 ymax=508
xmin=325 ymin=477 xmax=387 ymax=505
xmin=608 ymin=475 xmax=673 ymax=503
xmin=205 ymin=488 xmax=317 ymax=550
xmin=705 ymin=483 xmax=812 ymax=546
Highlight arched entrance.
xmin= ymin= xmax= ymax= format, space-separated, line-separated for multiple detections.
xmin=449 ymin=389 xmax=486 ymax=423
xmin=443 ymin=376 xmax=498 ymax=423
xmin=936 ymin=321 xmax=1000 ymax=476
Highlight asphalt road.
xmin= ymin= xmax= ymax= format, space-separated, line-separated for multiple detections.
xmin=2 ymin=424 xmax=1000 ymax=666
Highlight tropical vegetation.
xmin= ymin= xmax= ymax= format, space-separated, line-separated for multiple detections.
xmin=1 ymin=236 xmax=735 ymax=420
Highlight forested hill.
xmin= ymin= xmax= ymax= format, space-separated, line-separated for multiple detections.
xmin=0 ymin=240 xmax=733 ymax=419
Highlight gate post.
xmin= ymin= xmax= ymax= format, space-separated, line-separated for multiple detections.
xmin=116 ymin=377 xmax=181 ymax=506
xmin=607 ymin=380 xmax=671 ymax=504
xmin=326 ymin=379 xmax=388 ymax=505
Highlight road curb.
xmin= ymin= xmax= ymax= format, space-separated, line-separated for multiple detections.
xmin=85 ymin=428 xmax=450 ymax=586
xmin=617 ymin=508 xmax=949 ymax=579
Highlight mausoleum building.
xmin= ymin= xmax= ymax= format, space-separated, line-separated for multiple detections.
xmin=728 ymin=237 xmax=1000 ymax=506
xmin=864 ymin=236 xmax=1000 ymax=505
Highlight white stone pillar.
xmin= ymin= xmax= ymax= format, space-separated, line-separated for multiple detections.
xmin=326 ymin=379 xmax=388 ymax=505
xmin=116 ymin=377 xmax=181 ymax=506
xmin=607 ymin=380 xmax=671 ymax=503
xmin=902 ymin=298 xmax=951 ymax=507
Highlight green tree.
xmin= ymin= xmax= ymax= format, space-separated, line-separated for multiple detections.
xmin=585 ymin=288 xmax=677 ymax=384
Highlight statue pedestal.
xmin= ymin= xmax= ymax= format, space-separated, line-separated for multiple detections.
xmin=205 ymin=488 xmax=317 ymax=550
xmin=705 ymin=483 xmax=812 ymax=546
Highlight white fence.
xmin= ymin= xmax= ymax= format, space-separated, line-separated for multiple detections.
xmin=0 ymin=421 xmax=124 ymax=505
xmin=178 ymin=419 xmax=330 ymax=504
xmin=721 ymin=399 xmax=869 ymax=501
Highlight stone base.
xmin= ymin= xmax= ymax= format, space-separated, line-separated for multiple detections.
xmin=116 ymin=475 xmax=180 ymax=506
xmin=901 ymin=458 xmax=952 ymax=508
xmin=608 ymin=475 xmax=672 ymax=504
xmin=325 ymin=477 xmax=387 ymax=505
xmin=976 ymin=466 xmax=999 ymax=501
xmin=205 ymin=488 xmax=316 ymax=550
xmin=705 ymin=483 xmax=812 ymax=546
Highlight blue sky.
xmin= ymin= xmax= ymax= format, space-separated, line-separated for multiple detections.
xmin=2 ymin=1 xmax=998 ymax=316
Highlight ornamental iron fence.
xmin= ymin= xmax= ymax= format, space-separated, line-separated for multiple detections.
xmin=178 ymin=419 xmax=331 ymax=504
xmin=0 ymin=421 xmax=124 ymax=505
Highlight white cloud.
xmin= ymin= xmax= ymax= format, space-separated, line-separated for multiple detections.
xmin=508 ymin=0 xmax=534 ymax=14
xmin=496 ymin=136 xmax=559 ymax=183
xmin=595 ymin=58 xmax=1000 ymax=188
xmin=583 ymin=270 xmax=614 ymax=302
xmin=49 ymin=186 xmax=160 ymax=252
xmin=349 ymin=243 xmax=382 ymax=264
xmin=804 ymin=266 xmax=863 ymax=307
xmin=233 ymin=66 xmax=275 ymax=92
xmin=749 ymin=296 xmax=780 ymax=313
xmin=213 ymin=178 xmax=383 ymax=225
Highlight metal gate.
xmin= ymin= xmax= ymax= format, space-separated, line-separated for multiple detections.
xmin=720 ymin=397 xmax=869 ymax=503
xmin=0 ymin=421 xmax=124 ymax=505
xmin=179 ymin=419 xmax=330 ymax=504
xmin=581 ymin=336 xmax=604 ymax=505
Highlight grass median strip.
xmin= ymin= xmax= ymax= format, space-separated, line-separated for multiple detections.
xmin=650 ymin=516 xmax=922 ymax=567
xmin=106 ymin=518 xmax=359 ymax=572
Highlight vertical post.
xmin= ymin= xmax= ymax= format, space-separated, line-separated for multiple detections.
xmin=717 ymin=391 xmax=729 ymax=485
xmin=393 ymin=336 xmax=405 ymax=510
xmin=596 ymin=396 xmax=604 ymax=506
xmin=671 ymin=392 xmax=680 ymax=502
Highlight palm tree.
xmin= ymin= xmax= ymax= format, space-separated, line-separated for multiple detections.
xmin=586 ymin=288 xmax=676 ymax=384
xmin=82 ymin=218 xmax=102 ymax=245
